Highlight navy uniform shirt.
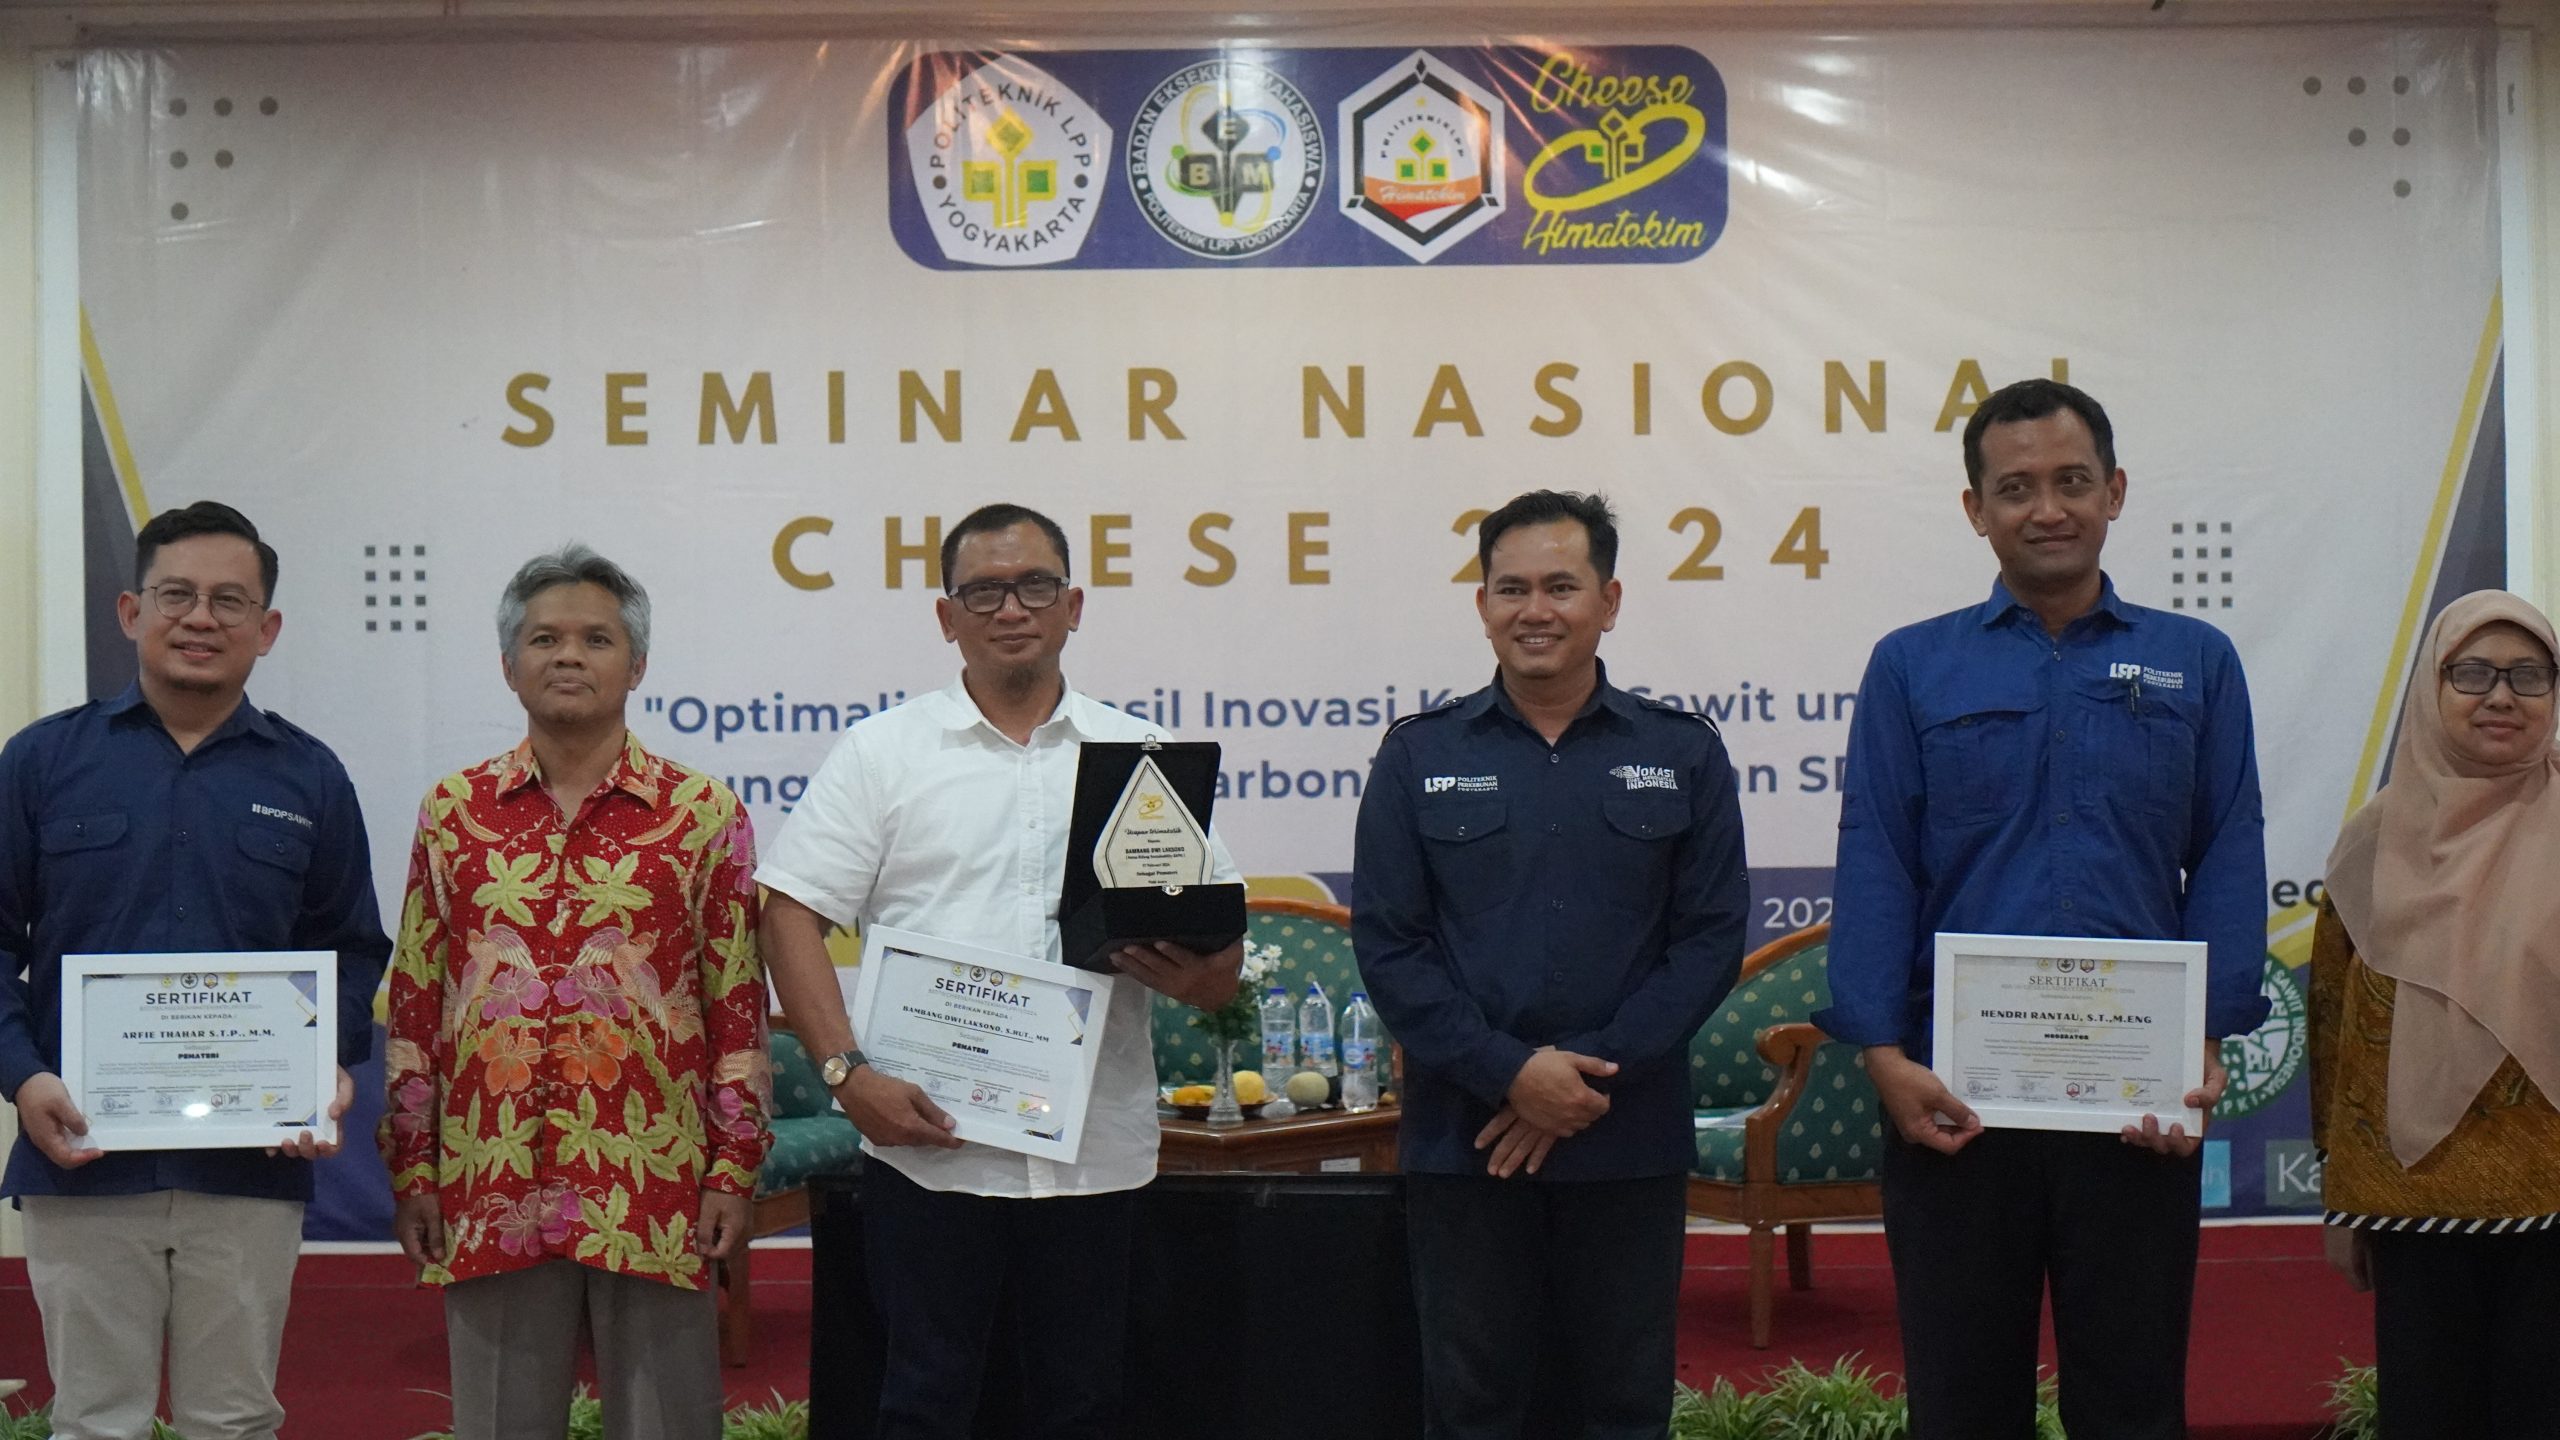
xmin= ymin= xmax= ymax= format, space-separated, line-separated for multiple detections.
xmin=0 ymin=684 xmax=392 ymax=1202
xmin=1816 ymin=577 xmax=2272 ymax=1063
xmin=1352 ymin=664 xmax=1750 ymax=1181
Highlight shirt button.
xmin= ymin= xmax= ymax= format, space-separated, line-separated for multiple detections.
xmin=176 ymin=829 xmax=189 ymax=842
xmin=1456 ymin=825 xmax=1469 ymax=837
xmin=1549 ymin=754 xmax=1560 ymax=765
xmin=1547 ymin=823 xmax=1560 ymax=835
xmin=2055 ymin=812 xmax=2070 ymax=825
xmin=2053 ymin=730 xmax=2066 ymax=742
xmin=1550 ymin=899 xmax=1564 ymax=911
xmin=175 ymin=905 xmax=187 ymax=919
xmin=1549 ymin=969 xmax=1564 ymax=983
xmin=2060 ymin=899 xmax=2075 ymax=911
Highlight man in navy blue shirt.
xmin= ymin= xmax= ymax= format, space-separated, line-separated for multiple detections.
xmin=1817 ymin=381 xmax=2269 ymax=1440
xmin=0 ymin=502 xmax=389 ymax=1440
xmin=1355 ymin=490 xmax=1749 ymax=1440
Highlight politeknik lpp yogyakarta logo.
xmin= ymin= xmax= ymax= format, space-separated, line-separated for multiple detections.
xmin=1337 ymin=51 xmax=1505 ymax=263
xmin=900 ymin=54 xmax=1112 ymax=267
xmin=1126 ymin=57 xmax=1326 ymax=260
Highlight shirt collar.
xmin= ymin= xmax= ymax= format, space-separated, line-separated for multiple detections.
xmin=493 ymin=731 xmax=664 ymax=807
xmin=106 ymin=682 xmax=278 ymax=743
xmin=1471 ymin=659 xmax=1634 ymax=730
xmin=1977 ymin=573 xmax=2138 ymax=632
xmin=933 ymin=674 xmax=1099 ymax=741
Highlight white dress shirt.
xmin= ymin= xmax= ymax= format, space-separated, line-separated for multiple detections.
xmin=756 ymin=676 xmax=1240 ymax=1198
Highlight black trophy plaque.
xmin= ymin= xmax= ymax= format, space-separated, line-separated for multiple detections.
xmin=1060 ymin=740 xmax=1246 ymax=973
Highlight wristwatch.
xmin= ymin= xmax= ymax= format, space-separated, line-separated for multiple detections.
xmin=820 ymin=1048 xmax=868 ymax=1089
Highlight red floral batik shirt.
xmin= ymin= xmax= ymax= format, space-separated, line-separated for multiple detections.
xmin=379 ymin=735 xmax=770 ymax=1289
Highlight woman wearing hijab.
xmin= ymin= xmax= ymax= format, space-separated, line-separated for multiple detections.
xmin=2310 ymin=589 xmax=2560 ymax=1439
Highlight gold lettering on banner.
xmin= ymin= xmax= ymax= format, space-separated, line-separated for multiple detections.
xmin=1011 ymin=369 xmax=1080 ymax=442
xmin=502 ymin=373 xmax=554 ymax=448
xmin=1451 ymin=508 xmax=1492 ymax=584
xmin=1128 ymin=368 xmax=1183 ymax=440
xmin=1288 ymin=513 xmax=1331 ymax=585
xmin=1936 ymin=357 xmax=2071 ymax=432
xmin=605 ymin=373 xmax=648 ymax=446
xmin=901 ymin=370 xmax=961 ymax=443
xmin=1826 ymin=360 xmax=1885 ymax=435
xmin=1304 ymin=366 xmax=1365 ymax=439
xmin=1701 ymin=361 xmax=1771 ymax=436
xmin=1937 ymin=359 xmax=1990 ymax=433
xmin=1530 ymin=363 xmax=1582 ymax=437
xmin=700 ymin=371 xmax=776 ymax=445
xmin=1090 ymin=514 xmax=1133 ymax=587
xmin=493 ymin=358 xmax=2080 ymax=448
xmin=1185 ymin=513 xmax=1236 ymax=586
xmin=1414 ymin=365 xmax=1483 ymax=438
xmin=1669 ymin=508 xmax=1725 ymax=580
xmin=884 ymin=515 xmax=943 ymax=590
xmin=774 ymin=516 xmax=834 ymax=591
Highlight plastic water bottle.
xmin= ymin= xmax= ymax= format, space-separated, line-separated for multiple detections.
xmin=1340 ymin=992 xmax=1382 ymax=1113
xmin=1258 ymin=986 xmax=1296 ymax=1078
xmin=1298 ymin=981 xmax=1338 ymax=1078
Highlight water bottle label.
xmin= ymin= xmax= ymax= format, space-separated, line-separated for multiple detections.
xmin=1341 ymin=1040 xmax=1377 ymax=1070
xmin=1262 ymin=1036 xmax=1293 ymax=1069
xmin=1302 ymin=1033 xmax=1336 ymax=1065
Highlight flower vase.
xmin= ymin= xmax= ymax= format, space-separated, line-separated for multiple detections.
xmin=1207 ymin=1040 xmax=1245 ymax=1127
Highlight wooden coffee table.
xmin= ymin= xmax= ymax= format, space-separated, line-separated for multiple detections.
xmin=1156 ymin=1103 xmax=1400 ymax=1175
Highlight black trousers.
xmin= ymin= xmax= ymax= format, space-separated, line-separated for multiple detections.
xmin=1404 ymin=1170 xmax=1689 ymax=1440
xmin=1881 ymin=1129 xmax=2201 ymax=1440
xmin=2367 ymin=1224 xmax=2560 ymax=1440
xmin=861 ymin=1161 xmax=1138 ymax=1440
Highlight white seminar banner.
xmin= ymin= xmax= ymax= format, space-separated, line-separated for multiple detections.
xmin=63 ymin=18 xmax=2502 ymax=1227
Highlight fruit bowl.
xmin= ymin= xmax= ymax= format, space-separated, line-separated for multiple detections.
xmin=1159 ymin=1085 xmax=1270 ymax=1121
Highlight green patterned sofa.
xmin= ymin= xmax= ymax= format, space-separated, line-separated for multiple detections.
xmin=718 ymin=1025 xmax=863 ymax=1365
xmin=1152 ymin=899 xmax=1382 ymax=1089
xmin=1685 ymin=923 xmax=1884 ymax=1348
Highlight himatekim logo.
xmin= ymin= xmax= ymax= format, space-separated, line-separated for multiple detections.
xmin=1127 ymin=57 xmax=1326 ymax=260
xmin=903 ymin=55 xmax=1112 ymax=267
xmin=1337 ymin=50 xmax=1505 ymax=263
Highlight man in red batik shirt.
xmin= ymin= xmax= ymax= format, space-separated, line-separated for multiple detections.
xmin=379 ymin=544 xmax=770 ymax=1440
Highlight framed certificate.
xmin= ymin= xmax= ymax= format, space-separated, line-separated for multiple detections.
xmin=1931 ymin=933 xmax=2207 ymax=1134
xmin=849 ymin=926 xmax=1115 ymax=1164
xmin=61 ymin=951 xmax=338 ymax=1151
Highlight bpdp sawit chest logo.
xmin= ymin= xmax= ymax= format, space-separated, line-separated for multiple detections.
xmin=900 ymin=54 xmax=1112 ymax=267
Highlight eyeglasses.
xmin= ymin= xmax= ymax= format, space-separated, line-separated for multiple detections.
xmin=948 ymin=574 xmax=1065 ymax=615
xmin=2442 ymin=659 xmax=2558 ymax=697
xmin=142 ymin=583 xmax=263 ymax=627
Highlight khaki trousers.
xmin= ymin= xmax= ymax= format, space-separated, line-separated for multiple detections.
xmin=443 ymin=1260 xmax=723 ymax=1440
xmin=20 ymin=1190 xmax=304 ymax=1440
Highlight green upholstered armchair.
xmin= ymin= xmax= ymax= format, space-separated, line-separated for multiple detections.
xmin=1685 ymin=923 xmax=1885 ymax=1348
xmin=717 ymin=1022 xmax=861 ymax=1366
xmin=1151 ymin=898 xmax=1383 ymax=1087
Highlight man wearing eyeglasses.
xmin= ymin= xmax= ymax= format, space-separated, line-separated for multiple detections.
xmin=1818 ymin=380 xmax=2269 ymax=1440
xmin=757 ymin=501 xmax=1243 ymax=1440
xmin=0 ymin=500 xmax=390 ymax=1440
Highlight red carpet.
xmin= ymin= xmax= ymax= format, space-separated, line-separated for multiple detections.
xmin=1676 ymin=1223 xmax=2375 ymax=1440
xmin=0 ymin=1223 xmax=2369 ymax=1438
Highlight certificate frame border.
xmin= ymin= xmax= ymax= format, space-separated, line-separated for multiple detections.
xmin=1930 ymin=932 xmax=2208 ymax=1135
xmin=848 ymin=925 xmax=1116 ymax=1165
xmin=60 ymin=950 xmax=339 ymax=1151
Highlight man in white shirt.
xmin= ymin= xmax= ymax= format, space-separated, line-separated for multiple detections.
xmin=758 ymin=502 xmax=1244 ymax=1440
